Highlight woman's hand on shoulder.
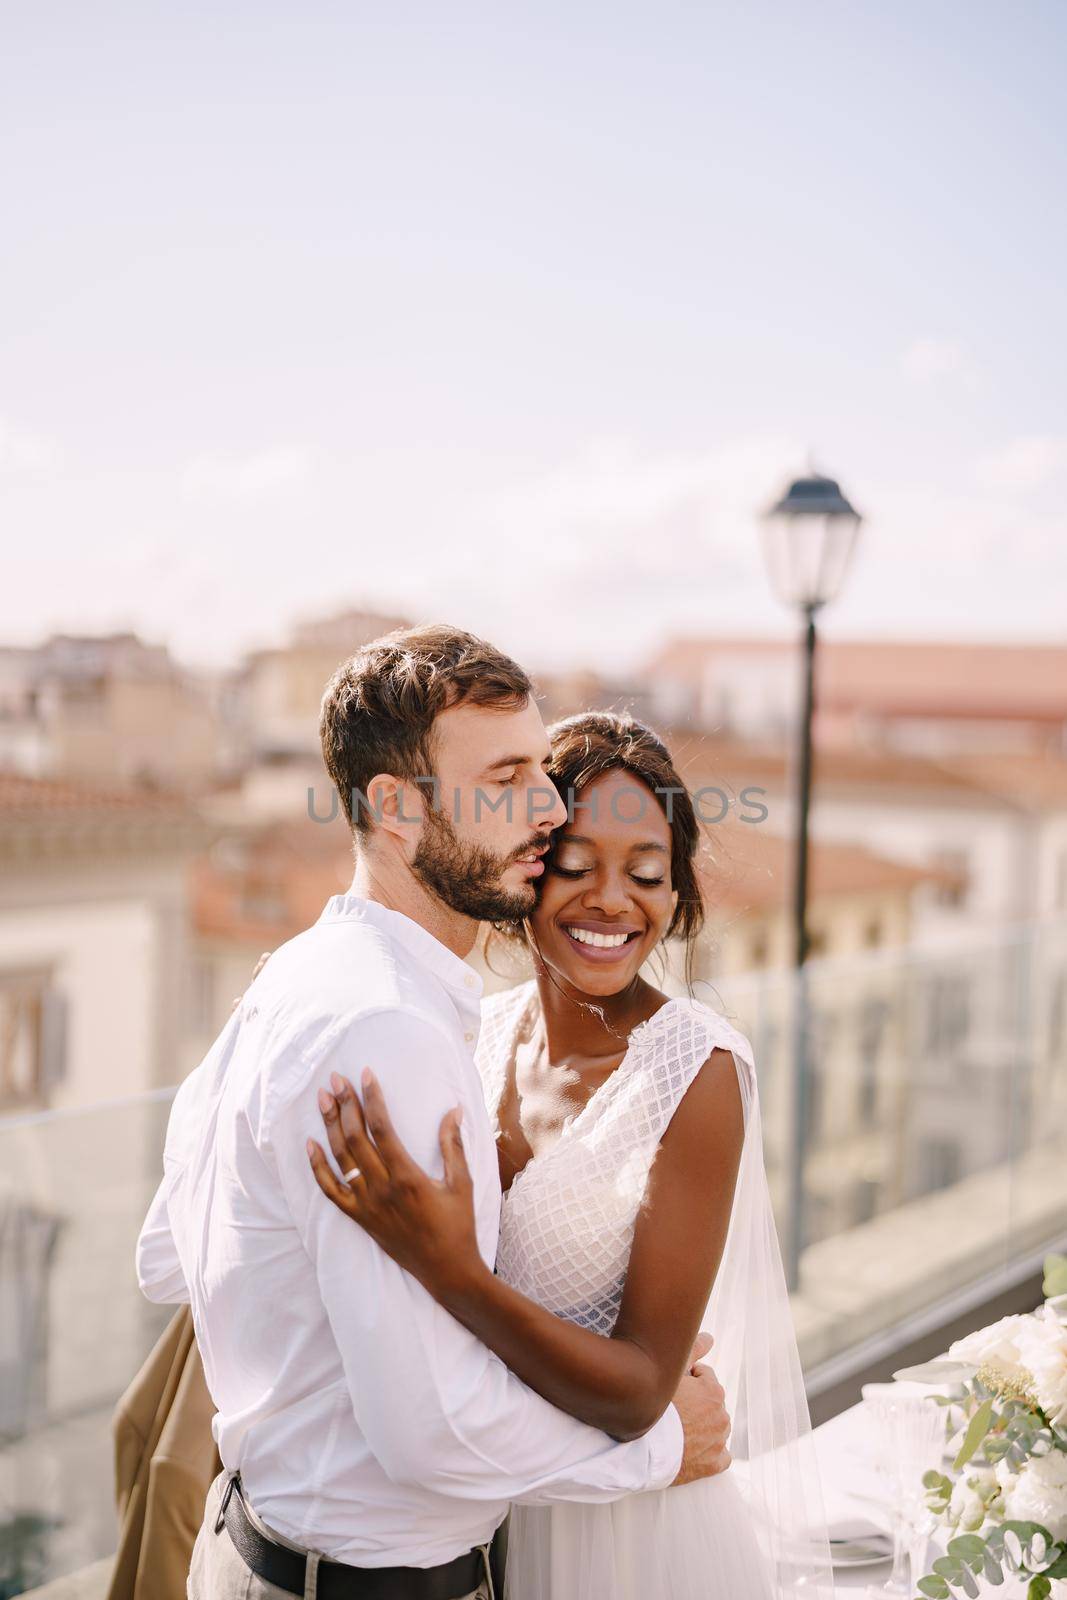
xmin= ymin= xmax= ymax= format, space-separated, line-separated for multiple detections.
xmin=306 ymin=1068 xmax=486 ymax=1302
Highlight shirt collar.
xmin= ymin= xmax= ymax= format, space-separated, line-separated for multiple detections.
xmin=317 ymin=892 xmax=484 ymax=1014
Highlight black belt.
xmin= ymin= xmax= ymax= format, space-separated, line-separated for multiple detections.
xmin=217 ymin=1473 xmax=492 ymax=1599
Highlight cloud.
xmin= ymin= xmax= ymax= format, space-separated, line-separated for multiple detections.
xmin=480 ymin=435 xmax=803 ymax=546
xmin=975 ymin=435 xmax=1067 ymax=491
xmin=181 ymin=445 xmax=314 ymax=502
xmin=0 ymin=417 xmax=60 ymax=475
xmin=899 ymin=338 xmax=968 ymax=382
xmin=422 ymin=435 xmax=807 ymax=669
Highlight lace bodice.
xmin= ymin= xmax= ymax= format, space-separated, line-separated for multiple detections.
xmin=475 ymin=979 xmax=756 ymax=1337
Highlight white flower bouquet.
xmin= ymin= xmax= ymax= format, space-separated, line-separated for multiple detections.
xmin=913 ymin=1253 xmax=1067 ymax=1599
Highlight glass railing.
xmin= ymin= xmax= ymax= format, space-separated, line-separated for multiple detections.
xmin=0 ymin=1093 xmax=175 ymax=1599
xmin=667 ymin=915 xmax=1067 ymax=1379
xmin=2 ymin=919 xmax=1065 ymax=1594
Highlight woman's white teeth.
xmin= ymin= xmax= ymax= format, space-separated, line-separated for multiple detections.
xmin=566 ymin=927 xmax=631 ymax=949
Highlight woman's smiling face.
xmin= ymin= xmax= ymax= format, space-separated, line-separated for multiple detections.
xmin=528 ymin=768 xmax=678 ymax=998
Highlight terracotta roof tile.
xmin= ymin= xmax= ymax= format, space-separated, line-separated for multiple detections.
xmin=662 ymin=730 xmax=1067 ymax=811
xmin=192 ymin=814 xmax=353 ymax=945
xmin=0 ymin=771 xmax=201 ymax=815
xmin=643 ymin=636 xmax=1067 ymax=719
xmin=699 ymin=816 xmax=960 ymax=914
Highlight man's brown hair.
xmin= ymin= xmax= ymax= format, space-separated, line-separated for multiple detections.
xmin=319 ymin=624 xmax=532 ymax=833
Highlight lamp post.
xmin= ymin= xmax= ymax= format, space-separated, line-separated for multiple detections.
xmin=760 ymin=471 xmax=862 ymax=1291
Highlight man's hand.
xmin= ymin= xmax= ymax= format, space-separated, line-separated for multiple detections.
xmin=671 ymin=1334 xmax=732 ymax=1485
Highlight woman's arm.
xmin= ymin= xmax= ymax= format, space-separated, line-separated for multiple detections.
xmin=308 ymin=1049 xmax=744 ymax=1441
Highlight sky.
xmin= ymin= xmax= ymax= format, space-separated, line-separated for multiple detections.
xmin=2 ymin=0 xmax=1065 ymax=676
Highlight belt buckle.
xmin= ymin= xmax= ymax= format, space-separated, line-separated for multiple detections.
xmin=213 ymin=1471 xmax=239 ymax=1535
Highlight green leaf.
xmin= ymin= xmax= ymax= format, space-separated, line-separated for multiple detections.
xmin=1027 ymin=1577 xmax=1051 ymax=1600
xmin=982 ymin=1546 xmax=1005 ymax=1585
xmin=1042 ymin=1253 xmax=1067 ymax=1297
xmin=954 ymin=1397 xmax=995 ymax=1471
xmin=1043 ymin=1549 xmax=1067 ymax=1579
xmin=948 ymin=1535 xmax=988 ymax=1566
xmin=917 ymin=1578 xmax=951 ymax=1599
xmin=1003 ymin=1520 xmax=1050 ymax=1542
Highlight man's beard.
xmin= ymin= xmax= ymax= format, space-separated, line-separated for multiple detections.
xmin=412 ymin=805 xmax=536 ymax=924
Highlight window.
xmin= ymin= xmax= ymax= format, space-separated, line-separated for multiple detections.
xmin=925 ymin=973 xmax=971 ymax=1055
xmin=930 ymin=848 xmax=970 ymax=909
xmin=1049 ymin=971 xmax=1067 ymax=1061
xmin=857 ymin=998 xmax=890 ymax=1126
xmin=851 ymin=1177 xmax=879 ymax=1226
xmin=795 ymin=1061 xmax=824 ymax=1149
xmin=917 ymin=1136 xmax=962 ymax=1193
xmin=0 ymin=970 xmax=67 ymax=1111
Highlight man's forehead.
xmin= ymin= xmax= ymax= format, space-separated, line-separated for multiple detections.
xmin=436 ymin=697 xmax=548 ymax=761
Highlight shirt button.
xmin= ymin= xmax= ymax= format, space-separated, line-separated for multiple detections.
xmin=464 ymin=1030 xmax=475 ymax=1043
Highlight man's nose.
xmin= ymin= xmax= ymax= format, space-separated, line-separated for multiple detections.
xmin=531 ymin=784 xmax=568 ymax=832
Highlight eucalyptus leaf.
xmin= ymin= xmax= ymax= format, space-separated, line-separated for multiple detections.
xmin=954 ymin=1398 xmax=995 ymax=1471
xmin=948 ymin=1535 xmax=987 ymax=1565
xmin=982 ymin=1547 xmax=1005 ymax=1585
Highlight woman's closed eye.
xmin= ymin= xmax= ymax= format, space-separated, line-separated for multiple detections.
xmin=551 ymin=865 xmax=665 ymax=887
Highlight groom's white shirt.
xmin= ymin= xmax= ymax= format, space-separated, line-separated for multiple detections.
xmin=137 ymin=891 xmax=683 ymax=1567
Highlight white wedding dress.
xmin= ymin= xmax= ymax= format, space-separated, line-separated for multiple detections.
xmin=475 ymin=979 xmax=835 ymax=1600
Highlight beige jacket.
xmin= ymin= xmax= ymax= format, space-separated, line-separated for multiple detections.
xmin=108 ymin=1305 xmax=221 ymax=1600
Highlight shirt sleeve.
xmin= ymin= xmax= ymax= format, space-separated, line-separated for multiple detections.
xmin=136 ymin=1172 xmax=191 ymax=1305
xmin=266 ymin=1006 xmax=684 ymax=1505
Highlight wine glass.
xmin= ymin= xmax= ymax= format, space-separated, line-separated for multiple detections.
xmin=860 ymin=1382 xmax=946 ymax=1595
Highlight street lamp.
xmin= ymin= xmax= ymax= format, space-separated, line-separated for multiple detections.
xmin=760 ymin=471 xmax=863 ymax=1291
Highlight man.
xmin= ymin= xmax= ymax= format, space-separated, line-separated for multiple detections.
xmin=137 ymin=624 xmax=731 ymax=1600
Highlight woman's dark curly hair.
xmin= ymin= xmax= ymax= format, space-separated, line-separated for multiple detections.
xmin=487 ymin=709 xmax=707 ymax=992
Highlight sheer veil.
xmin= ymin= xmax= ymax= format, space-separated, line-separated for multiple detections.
xmin=699 ymin=1022 xmax=836 ymax=1598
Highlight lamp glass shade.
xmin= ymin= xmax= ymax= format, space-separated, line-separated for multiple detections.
xmin=760 ymin=475 xmax=862 ymax=610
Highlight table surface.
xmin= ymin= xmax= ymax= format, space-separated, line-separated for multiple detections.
xmin=812 ymin=1401 xmax=1030 ymax=1597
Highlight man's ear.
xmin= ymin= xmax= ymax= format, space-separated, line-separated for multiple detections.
xmin=365 ymin=774 xmax=426 ymax=848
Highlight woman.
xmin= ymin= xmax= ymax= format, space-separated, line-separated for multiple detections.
xmin=308 ymin=712 xmax=834 ymax=1599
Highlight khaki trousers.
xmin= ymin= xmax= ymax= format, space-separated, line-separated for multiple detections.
xmin=187 ymin=1471 xmax=492 ymax=1600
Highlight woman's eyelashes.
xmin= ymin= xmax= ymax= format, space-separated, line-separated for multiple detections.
xmin=550 ymin=864 xmax=666 ymax=888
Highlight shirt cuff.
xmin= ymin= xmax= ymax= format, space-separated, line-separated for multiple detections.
xmin=644 ymin=1401 xmax=684 ymax=1489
